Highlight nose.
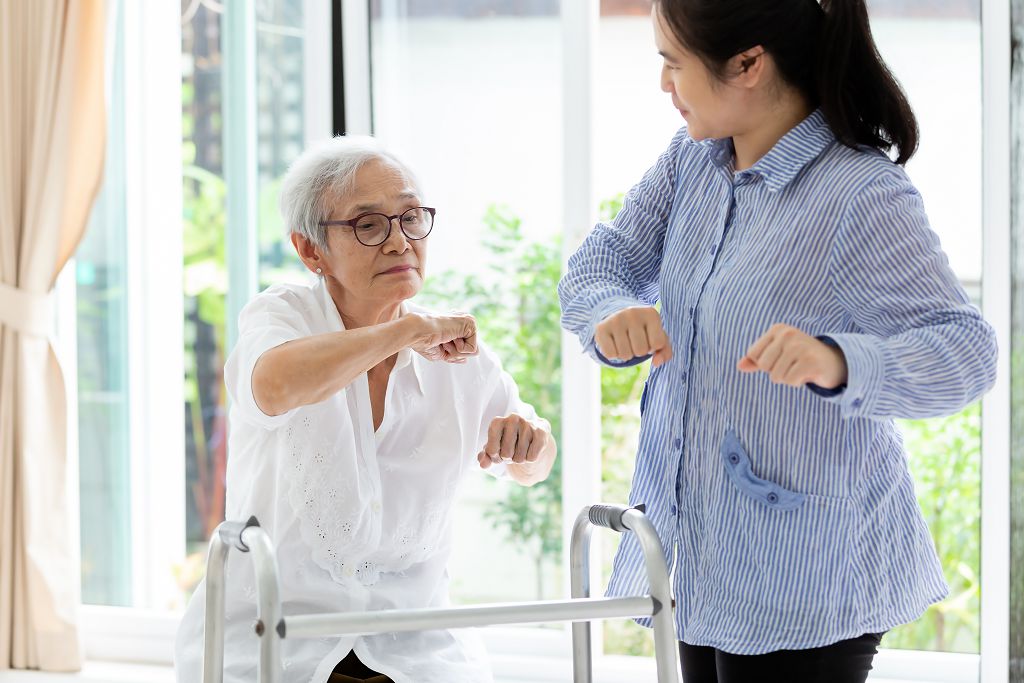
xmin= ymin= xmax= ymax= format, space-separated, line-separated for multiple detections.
xmin=660 ymin=65 xmax=674 ymax=94
xmin=381 ymin=216 xmax=410 ymax=253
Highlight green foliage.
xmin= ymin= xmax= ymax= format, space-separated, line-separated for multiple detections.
xmin=886 ymin=404 xmax=981 ymax=653
xmin=419 ymin=205 xmax=564 ymax=598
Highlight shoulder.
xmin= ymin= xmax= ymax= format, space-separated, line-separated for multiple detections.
xmin=815 ymin=142 xmax=916 ymax=198
xmin=238 ymin=281 xmax=321 ymax=332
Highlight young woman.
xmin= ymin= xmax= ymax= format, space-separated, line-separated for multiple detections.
xmin=558 ymin=1 xmax=997 ymax=681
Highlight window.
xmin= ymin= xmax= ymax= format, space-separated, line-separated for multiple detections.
xmin=369 ymin=0 xmax=567 ymax=608
xmin=71 ymin=0 xmax=1012 ymax=679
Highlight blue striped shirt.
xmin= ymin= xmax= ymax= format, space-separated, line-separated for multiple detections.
xmin=558 ymin=110 xmax=997 ymax=654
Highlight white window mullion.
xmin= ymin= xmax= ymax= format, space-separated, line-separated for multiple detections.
xmin=224 ymin=0 xmax=259 ymax=351
xmin=341 ymin=0 xmax=372 ymax=135
xmin=122 ymin=0 xmax=186 ymax=612
xmin=302 ymin=0 xmax=335 ymax=145
xmin=560 ymin=0 xmax=604 ymax=657
xmin=980 ymin=0 xmax=1012 ymax=678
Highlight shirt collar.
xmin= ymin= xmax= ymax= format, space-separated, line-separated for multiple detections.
xmin=706 ymin=109 xmax=835 ymax=193
xmin=317 ymin=279 xmax=425 ymax=396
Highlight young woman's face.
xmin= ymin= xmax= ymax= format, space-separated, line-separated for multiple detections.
xmin=652 ymin=6 xmax=748 ymax=141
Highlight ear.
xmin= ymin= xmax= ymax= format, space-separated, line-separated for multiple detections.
xmin=291 ymin=232 xmax=327 ymax=275
xmin=729 ymin=46 xmax=767 ymax=88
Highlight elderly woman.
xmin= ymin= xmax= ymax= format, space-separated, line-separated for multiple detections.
xmin=174 ymin=136 xmax=557 ymax=683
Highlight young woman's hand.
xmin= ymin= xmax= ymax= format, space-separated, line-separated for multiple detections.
xmin=595 ymin=306 xmax=673 ymax=367
xmin=738 ymin=324 xmax=847 ymax=389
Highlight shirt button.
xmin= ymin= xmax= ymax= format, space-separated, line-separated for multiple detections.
xmin=681 ymin=372 xmax=688 ymax=383
xmin=344 ymin=566 xmax=355 ymax=577
xmin=852 ymin=398 xmax=863 ymax=408
xmin=766 ymin=492 xmax=779 ymax=505
xmin=673 ymin=437 xmax=682 ymax=449
xmin=728 ymin=453 xmax=740 ymax=465
xmin=372 ymin=501 xmax=382 ymax=512
xmin=688 ymin=307 xmax=695 ymax=316
xmin=671 ymin=505 xmax=678 ymax=516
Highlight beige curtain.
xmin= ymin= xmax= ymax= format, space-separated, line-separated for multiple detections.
xmin=0 ymin=0 xmax=106 ymax=671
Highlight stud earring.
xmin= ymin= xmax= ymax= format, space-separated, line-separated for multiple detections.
xmin=315 ymin=267 xmax=322 ymax=275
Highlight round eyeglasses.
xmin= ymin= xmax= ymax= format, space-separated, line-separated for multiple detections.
xmin=319 ymin=206 xmax=435 ymax=247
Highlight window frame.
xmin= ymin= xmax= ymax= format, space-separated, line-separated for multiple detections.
xmin=72 ymin=0 xmax=1011 ymax=680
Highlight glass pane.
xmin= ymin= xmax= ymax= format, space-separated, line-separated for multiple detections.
xmin=595 ymin=0 xmax=983 ymax=658
xmin=255 ymin=0 xmax=308 ymax=288
xmin=873 ymin=1 xmax=982 ymax=654
xmin=78 ymin=0 xmax=132 ymax=606
xmin=181 ymin=0 xmax=229 ymax=603
xmin=180 ymin=0 xmax=310 ymax=604
xmin=1010 ymin=0 xmax=1024 ymax=668
xmin=370 ymin=1 xmax=565 ymax=608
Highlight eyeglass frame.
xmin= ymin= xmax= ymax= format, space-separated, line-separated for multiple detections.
xmin=318 ymin=206 xmax=436 ymax=247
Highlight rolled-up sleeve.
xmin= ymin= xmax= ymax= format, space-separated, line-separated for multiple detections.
xmin=821 ymin=168 xmax=997 ymax=419
xmin=558 ymin=128 xmax=689 ymax=366
xmin=224 ymin=291 xmax=310 ymax=430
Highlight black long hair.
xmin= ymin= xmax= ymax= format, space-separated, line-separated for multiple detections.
xmin=653 ymin=0 xmax=919 ymax=165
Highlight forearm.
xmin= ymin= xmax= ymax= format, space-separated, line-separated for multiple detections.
xmin=253 ymin=316 xmax=418 ymax=416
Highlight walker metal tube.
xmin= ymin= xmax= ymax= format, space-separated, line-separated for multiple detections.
xmin=569 ymin=506 xmax=596 ymax=683
xmin=201 ymin=532 xmax=230 ymax=683
xmin=243 ymin=525 xmax=284 ymax=683
xmin=204 ymin=506 xmax=677 ymax=682
xmin=281 ymin=596 xmax=655 ymax=639
xmin=621 ymin=507 xmax=679 ymax=682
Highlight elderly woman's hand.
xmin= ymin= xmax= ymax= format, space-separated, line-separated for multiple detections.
xmin=406 ymin=311 xmax=479 ymax=363
xmin=478 ymin=414 xmax=552 ymax=468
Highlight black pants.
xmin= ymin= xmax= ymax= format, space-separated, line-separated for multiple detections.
xmin=327 ymin=650 xmax=393 ymax=683
xmin=679 ymin=633 xmax=884 ymax=683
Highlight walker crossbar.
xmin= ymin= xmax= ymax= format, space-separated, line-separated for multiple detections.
xmin=280 ymin=596 xmax=660 ymax=638
xmin=202 ymin=503 xmax=679 ymax=683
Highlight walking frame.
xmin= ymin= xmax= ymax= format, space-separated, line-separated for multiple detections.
xmin=202 ymin=503 xmax=680 ymax=682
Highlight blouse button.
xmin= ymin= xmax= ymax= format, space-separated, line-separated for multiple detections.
xmin=766 ymin=492 xmax=779 ymax=505
xmin=372 ymin=501 xmax=382 ymax=512
xmin=728 ymin=453 xmax=740 ymax=465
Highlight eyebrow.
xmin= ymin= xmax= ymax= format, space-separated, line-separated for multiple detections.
xmin=350 ymin=191 xmax=419 ymax=214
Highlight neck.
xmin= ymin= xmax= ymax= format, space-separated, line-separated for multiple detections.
xmin=732 ymin=94 xmax=814 ymax=171
xmin=324 ymin=278 xmax=403 ymax=330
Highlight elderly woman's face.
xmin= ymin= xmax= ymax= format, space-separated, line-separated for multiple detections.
xmin=321 ymin=160 xmax=427 ymax=306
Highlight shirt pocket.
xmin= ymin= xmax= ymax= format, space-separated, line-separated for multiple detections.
xmin=720 ymin=429 xmax=806 ymax=510
xmin=700 ymin=429 xmax=857 ymax=628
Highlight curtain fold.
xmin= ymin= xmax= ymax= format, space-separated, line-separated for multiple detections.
xmin=0 ymin=0 xmax=106 ymax=671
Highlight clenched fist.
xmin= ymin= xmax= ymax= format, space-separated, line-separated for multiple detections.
xmin=738 ymin=324 xmax=847 ymax=389
xmin=595 ymin=306 xmax=673 ymax=367
xmin=477 ymin=413 xmax=551 ymax=469
xmin=406 ymin=311 xmax=478 ymax=363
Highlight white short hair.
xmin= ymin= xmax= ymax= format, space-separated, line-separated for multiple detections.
xmin=279 ymin=135 xmax=419 ymax=251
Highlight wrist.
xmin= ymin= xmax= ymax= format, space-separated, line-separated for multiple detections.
xmin=396 ymin=312 xmax=425 ymax=347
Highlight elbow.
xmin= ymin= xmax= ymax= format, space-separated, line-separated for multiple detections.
xmin=252 ymin=358 xmax=290 ymax=417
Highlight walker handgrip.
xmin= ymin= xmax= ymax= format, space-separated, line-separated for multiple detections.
xmin=217 ymin=516 xmax=260 ymax=552
xmin=588 ymin=504 xmax=632 ymax=532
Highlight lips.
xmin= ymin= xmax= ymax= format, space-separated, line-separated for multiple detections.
xmin=381 ymin=265 xmax=415 ymax=275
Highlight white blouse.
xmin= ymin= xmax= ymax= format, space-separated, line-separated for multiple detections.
xmin=175 ymin=279 xmax=539 ymax=683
